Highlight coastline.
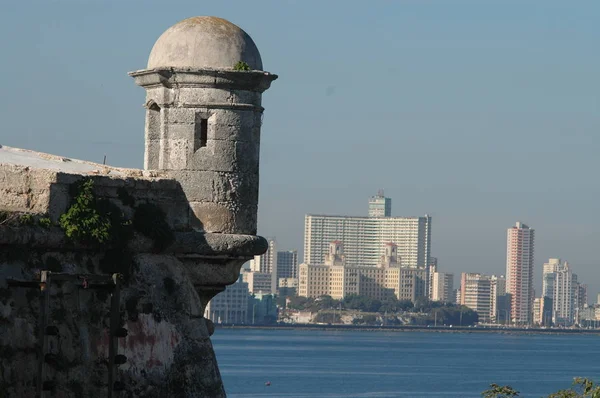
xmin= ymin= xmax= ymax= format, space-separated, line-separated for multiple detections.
xmin=216 ymin=323 xmax=600 ymax=336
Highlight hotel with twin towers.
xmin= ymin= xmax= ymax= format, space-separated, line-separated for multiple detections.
xmin=303 ymin=191 xmax=432 ymax=268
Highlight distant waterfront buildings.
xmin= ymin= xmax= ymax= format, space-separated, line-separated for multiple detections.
xmin=204 ymin=275 xmax=249 ymax=324
xmin=277 ymin=250 xmax=298 ymax=280
xmin=460 ymin=273 xmax=493 ymax=323
xmin=506 ymin=222 xmax=535 ymax=325
xmin=431 ymin=272 xmax=454 ymax=303
xmin=304 ymin=193 xmax=431 ymax=268
xmin=298 ymin=241 xmax=427 ymax=302
xmin=368 ymin=190 xmax=392 ymax=217
xmin=250 ymin=238 xmax=278 ymax=293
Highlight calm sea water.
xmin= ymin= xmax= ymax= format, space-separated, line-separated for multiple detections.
xmin=212 ymin=328 xmax=600 ymax=398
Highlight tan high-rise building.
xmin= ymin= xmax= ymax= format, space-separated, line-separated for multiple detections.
xmin=505 ymin=222 xmax=535 ymax=325
xmin=460 ymin=273 xmax=493 ymax=323
xmin=298 ymin=242 xmax=426 ymax=302
xmin=431 ymin=272 xmax=454 ymax=302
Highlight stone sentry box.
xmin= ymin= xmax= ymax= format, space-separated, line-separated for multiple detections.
xmin=0 ymin=16 xmax=276 ymax=397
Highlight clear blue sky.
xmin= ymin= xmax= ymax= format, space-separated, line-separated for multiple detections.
xmin=1 ymin=1 xmax=598 ymax=296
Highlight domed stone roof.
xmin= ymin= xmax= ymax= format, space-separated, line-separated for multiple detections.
xmin=147 ymin=16 xmax=263 ymax=70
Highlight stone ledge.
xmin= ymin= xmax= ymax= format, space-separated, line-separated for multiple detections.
xmin=0 ymin=226 xmax=268 ymax=258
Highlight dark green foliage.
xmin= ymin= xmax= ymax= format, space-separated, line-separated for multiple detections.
xmin=233 ymin=61 xmax=251 ymax=71
xmin=45 ymin=256 xmax=62 ymax=272
xmin=163 ymin=277 xmax=177 ymax=295
xmin=352 ymin=314 xmax=379 ymax=325
xmin=117 ymin=187 xmax=136 ymax=207
xmin=133 ymin=203 xmax=174 ymax=251
xmin=313 ymin=312 xmax=341 ymax=324
xmin=59 ymin=179 xmax=112 ymax=244
xmin=18 ymin=213 xmax=34 ymax=226
xmin=343 ymin=294 xmax=382 ymax=312
xmin=482 ymin=384 xmax=520 ymax=398
xmin=484 ymin=378 xmax=600 ymax=397
xmin=38 ymin=216 xmax=52 ymax=229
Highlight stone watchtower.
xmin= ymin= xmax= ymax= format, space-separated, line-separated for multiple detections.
xmin=130 ymin=16 xmax=277 ymax=234
xmin=0 ymin=16 xmax=276 ymax=398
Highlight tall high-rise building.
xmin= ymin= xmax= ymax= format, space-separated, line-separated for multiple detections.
xmin=490 ymin=275 xmax=506 ymax=322
xmin=431 ymin=272 xmax=454 ymax=303
xmin=460 ymin=273 xmax=493 ymax=323
xmin=542 ymin=258 xmax=561 ymax=299
xmin=277 ymin=250 xmax=298 ymax=279
xmin=304 ymin=207 xmax=431 ymax=268
xmin=505 ymin=222 xmax=535 ymax=325
xmin=553 ymin=261 xmax=577 ymax=326
xmin=368 ymin=189 xmax=392 ymax=217
xmin=250 ymin=239 xmax=278 ymax=293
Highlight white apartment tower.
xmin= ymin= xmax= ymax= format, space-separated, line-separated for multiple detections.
xmin=431 ymin=272 xmax=454 ymax=303
xmin=506 ymin=222 xmax=535 ymax=325
xmin=304 ymin=193 xmax=431 ymax=268
xmin=460 ymin=273 xmax=493 ymax=323
xmin=553 ymin=261 xmax=577 ymax=326
xmin=368 ymin=189 xmax=392 ymax=217
xmin=250 ymin=239 xmax=278 ymax=294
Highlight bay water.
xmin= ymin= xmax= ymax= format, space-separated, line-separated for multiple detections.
xmin=212 ymin=328 xmax=600 ymax=398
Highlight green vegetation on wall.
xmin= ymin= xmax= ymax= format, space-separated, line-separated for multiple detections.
xmin=59 ymin=179 xmax=113 ymax=245
xmin=233 ymin=61 xmax=251 ymax=71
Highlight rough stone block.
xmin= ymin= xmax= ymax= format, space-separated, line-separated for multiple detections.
xmin=164 ymin=107 xmax=197 ymax=124
xmin=212 ymin=172 xmax=258 ymax=205
xmin=176 ymin=88 xmax=232 ymax=106
xmin=229 ymin=90 xmax=262 ymax=107
xmin=212 ymin=109 xmax=257 ymax=128
xmin=167 ymin=170 xmax=217 ymax=202
xmin=166 ymin=123 xmax=195 ymax=140
xmin=189 ymin=201 xmax=235 ymax=233
xmin=146 ymin=87 xmax=174 ymax=106
xmin=0 ymin=166 xmax=29 ymax=193
xmin=235 ymin=141 xmax=260 ymax=173
xmin=167 ymin=139 xmax=191 ymax=169
xmin=144 ymin=139 xmax=161 ymax=170
xmin=190 ymin=140 xmax=236 ymax=172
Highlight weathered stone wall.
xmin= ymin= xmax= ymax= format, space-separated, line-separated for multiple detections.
xmin=0 ymin=158 xmax=191 ymax=231
xmin=0 ymin=226 xmax=267 ymax=397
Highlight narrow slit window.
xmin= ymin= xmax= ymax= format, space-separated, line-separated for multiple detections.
xmin=194 ymin=116 xmax=209 ymax=151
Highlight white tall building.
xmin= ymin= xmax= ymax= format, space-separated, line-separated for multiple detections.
xmin=250 ymin=239 xmax=278 ymax=293
xmin=431 ymin=272 xmax=454 ymax=302
xmin=304 ymin=200 xmax=431 ymax=268
xmin=542 ymin=258 xmax=561 ymax=299
xmin=368 ymin=189 xmax=392 ymax=217
xmin=490 ymin=275 xmax=506 ymax=322
xmin=505 ymin=222 xmax=535 ymax=325
xmin=553 ymin=261 xmax=577 ymax=326
xmin=460 ymin=273 xmax=493 ymax=323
